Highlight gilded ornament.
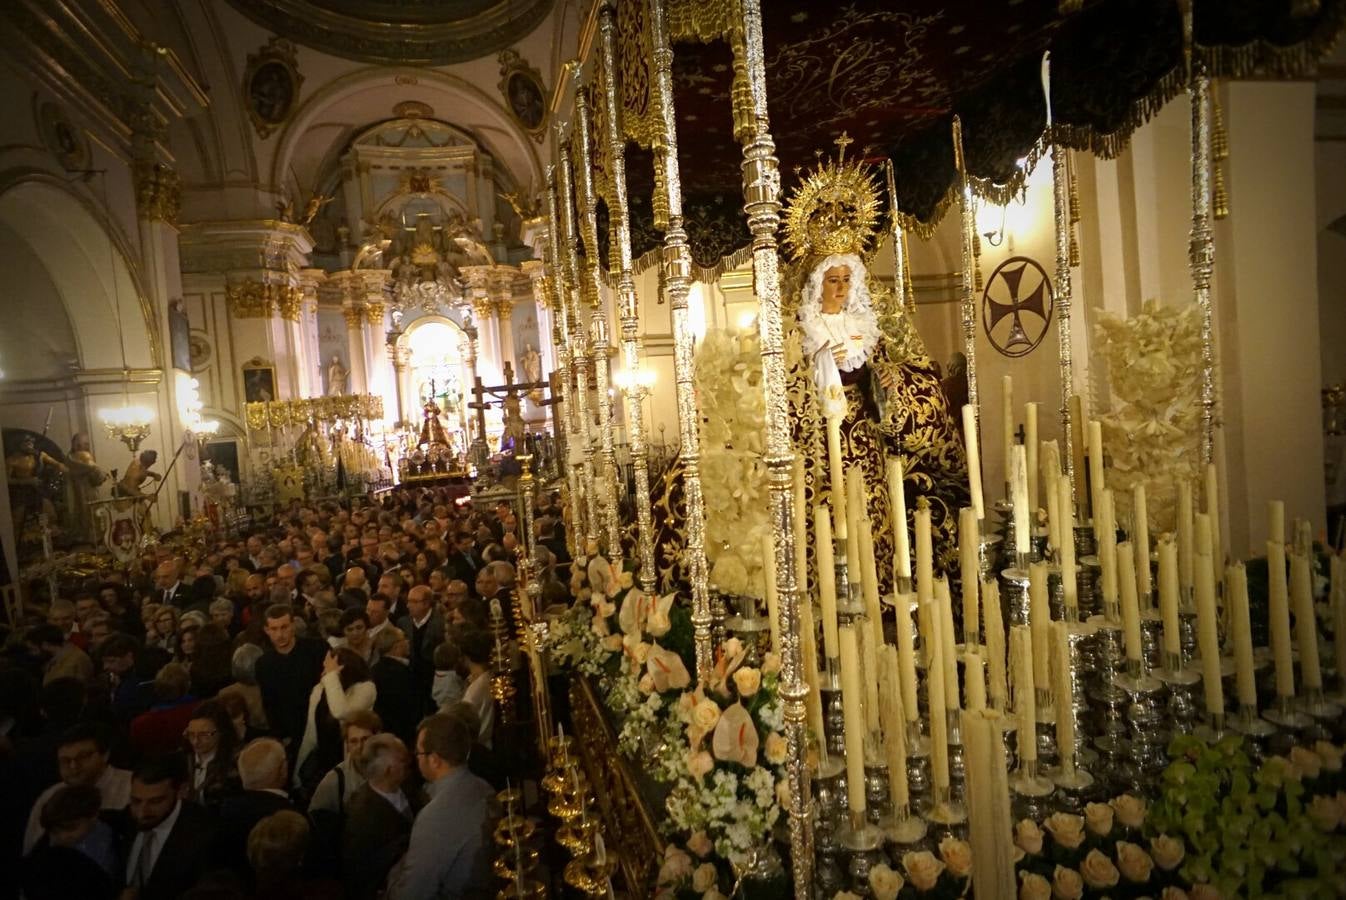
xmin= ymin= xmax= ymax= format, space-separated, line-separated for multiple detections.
xmin=781 ymin=133 xmax=881 ymax=263
xmin=226 ymin=280 xmax=275 ymax=319
xmin=134 ymin=161 xmax=181 ymax=224
xmin=342 ymin=304 xmax=364 ymax=329
xmin=275 ymin=285 xmax=302 ymax=321
xmin=362 ymin=301 xmax=386 ymax=326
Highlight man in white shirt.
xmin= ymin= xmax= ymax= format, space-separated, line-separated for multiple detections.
xmin=24 ymin=723 xmax=130 ymax=853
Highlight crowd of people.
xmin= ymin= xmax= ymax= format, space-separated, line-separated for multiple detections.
xmin=0 ymin=485 xmax=574 ymax=900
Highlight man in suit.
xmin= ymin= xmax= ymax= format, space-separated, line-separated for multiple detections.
xmin=443 ymin=533 xmax=480 ymax=586
xmin=215 ymin=737 xmax=294 ymax=876
xmin=385 ymin=714 xmax=494 ymax=900
xmin=123 ymin=756 xmax=218 ymax=900
xmin=371 ymin=626 xmax=420 ymax=745
xmin=396 ymin=586 xmax=444 ymax=709
xmin=342 ymin=734 xmax=414 ymax=900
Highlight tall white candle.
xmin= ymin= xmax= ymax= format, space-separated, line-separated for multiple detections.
xmin=1051 ymin=620 xmax=1075 ymax=774
xmin=1132 ymin=482 xmax=1152 ymax=608
xmin=826 ymin=416 xmax=847 ymax=541
xmin=1046 ymin=471 xmax=1062 ymax=555
xmin=1229 ymin=562 xmax=1257 ymax=709
xmin=1291 ymin=551 xmax=1322 ymax=692
xmin=762 ymin=533 xmax=781 ymax=655
xmin=960 ymin=507 xmax=980 ymax=645
xmin=1029 ymin=562 xmax=1050 ymax=693
xmin=915 ymin=500 xmax=934 ymax=605
xmin=1118 ymin=541 xmax=1142 ymax=664
xmin=1087 ymin=420 xmax=1105 ymax=526
xmin=927 ymin=599 xmax=950 ymax=793
xmin=935 ymin=577 xmax=961 ymax=711
xmin=1012 ymin=626 xmax=1036 ymax=763
xmin=1098 ymin=489 xmax=1118 ymax=611
xmin=1177 ymin=480 xmax=1194 ymax=596
xmin=1269 ymin=500 xmax=1285 ymax=545
xmin=858 ymin=516 xmax=883 ymax=655
xmin=1267 ymin=539 xmax=1295 ymax=700
xmin=880 ymin=645 xmax=910 ymax=808
xmin=983 ymin=579 xmax=1007 ymax=709
xmin=1158 ymin=537 xmax=1181 ymax=659
xmin=1058 ymin=476 xmax=1078 ymax=612
xmin=1011 ymin=444 xmax=1031 ymax=557
xmin=1205 ymin=462 xmax=1222 ymax=590
xmin=1025 ymin=402 xmax=1039 ymax=514
xmin=792 ymin=457 xmax=809 ymax=601
xmin=845 ymin=467 xmax=863 ymax=575
xmin=815 ymin=505 xmax=839 ymax=661
xmin=1194 ymin=540 xmax=1223 ymax=718
xmin=965 ymin=651 xmax=987 ymax=711
xmin=887 ymin=456 xmax=912 ymax=580
xmin=962 ymin=404 xmax=985 ymax=519
xmin=1002 ymin=375 xmax=1015 ymax=483
xmin=860 ymin=617 xmax=881 ymax=736
xmin=838 ymin=626 xmax=868 ymax=816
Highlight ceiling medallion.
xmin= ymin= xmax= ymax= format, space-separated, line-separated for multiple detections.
xmin=498 ymin=49 xmax=547 ymax=142
xmin=224 ymin=0 xmax=554 ymax=67
xmin=243 ymin=37 xmax=304 ymax=139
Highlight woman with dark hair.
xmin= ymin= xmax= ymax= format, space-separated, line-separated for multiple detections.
xmin=294 ymin=647 xmax=375 ymax=794
xmin=175 ymin=623 xmax=200 ymax=669
xmin=413 ymin=549 xmax=441 ymax=585
xmin=183 ymin=698 xmax=240 ymax=808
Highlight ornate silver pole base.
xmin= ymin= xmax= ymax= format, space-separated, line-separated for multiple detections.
xmin=905 ymin=721 xmax=931 ymax=811
xmin=1228 ymin=703 xmax=1276 ymax=761
xmin=1155 ymin=656 xmax=1203 ymax=736
xmin=837 ymin=816 xmax=887 ymax=898
xmin=812 ymin=757 xmax=847 ymax=898
xmin=1064 ymin=621 xmax=1100 ymax=767
xmin=1116 ymin=661 xmax=1167 ymax=785
xmin=1011 ymin=760 xmax=1055 ymax=823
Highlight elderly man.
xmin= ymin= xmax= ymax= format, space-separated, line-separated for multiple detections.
xmin=342 ymin=734 xmax=414 ymax=900
xmin=396 ymin=585 xmax=443 ymax=711
xmin=23 ymin=723 xmax=131 ymax=853
xmin=385 ymin=714 xmax=493 ymax=900
xmin=154 ymin=561 xmax=184 ymax=608
xmin=217 ymin=737 xmax=293 ymax=874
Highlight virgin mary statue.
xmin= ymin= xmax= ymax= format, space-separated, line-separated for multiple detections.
xmin=781 ymin=140 xmax=968 ymax=585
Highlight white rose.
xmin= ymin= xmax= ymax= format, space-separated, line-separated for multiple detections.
xmin=1110 ymin=793 xmax=1147 ymax=829
xmin=1189 ymin=885 xmax=1223 ymax=900
xmin=1150 ymin=834 xmax=1185 ymax=871
xmin=1080 ymin=849 xmax=1119 ymax=890
xmin=733 ymin=666 xmax=762 ymax=697
xmin=687 ymin=750 xmax=714 ymax=778
xmin=902 ymin=850 xmax=946 ymax=892
xmin=868 ymin=863 xmax=904 ymax=900
xmin=938 ymin=836 xmax=972 ymax=878
xmin=1015 ymin=818 xmax=1044 ymax=855
xmin=1044 ymin=812 xmax=1085 ymax=850
xmin=764 ymin=732 xmax=788 ymax=765
xmin=1051 ymin=865 xmax=1083 ymax=900
xmin=1019 ymin=872 xmax=1051 ymax=900
xmin=761 ymin=651 xmax=782 ymax=675
xmin=1116 ymin=841 xmax=1153 ymax=883
xmin=601 ymin=634 xmax=623 ymax=652
xmin=657 ymin=846 xmax=693 ymax=885
xmin=1084 ymin=801 xmax=1114 ymax=837
xmin=692 ymin=699 xmax=722 ymax=732
xmin=691 ymin=862 xmax=717 ymax=892
xmin=687 ymin=830 xmax=712 ymax=858
xmin=1290 ymin=746 xmax=1323 ymax=779
xmin=1161 ymin=889 xmax=1190 ymax=900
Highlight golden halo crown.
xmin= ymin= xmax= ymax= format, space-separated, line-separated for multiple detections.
xmin=782 ymin=132 xmax=882 ymax=262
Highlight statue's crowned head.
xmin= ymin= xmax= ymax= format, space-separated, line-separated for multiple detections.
xmin=782 ymin=132 xmax=882 ymax=266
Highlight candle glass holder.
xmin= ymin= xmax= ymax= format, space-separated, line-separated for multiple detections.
xmin=838 ymin=814 xmax=887 ymax=896
xmin=884 ymin=802 xmax=928 ymax=848
xmin=905 ymin=720 xmax=931 ymax=811
xmin=1010 ymin=758 xmax=1055 ymax=822
xmin=1065 ymin=622 xmax=1101 ymax=767
xmin=1034 ymin=689 xmax=1059 ymax=769
xmin=921 ymin=784 xmax=967 ymax=830
xmin=1050 ymin=763 xmax=1097 ymax=814
xmin=945 ymin=710 xmax=967 ymax=811
xmin=1140 ymin=611 xmax=1165 ymax=675
xmin=1178 ymin=606 xmax=1199 ymax=665
xmin=1229 ymin=702 xmax=1277 ymax=761
xmin=978 ymin=533 xmax=1004 ymax=585
xmin=1116 ymin=659 xmax=1167 ymax=785
xmin=865 ymin=758 xmax=891 ymax=827
xmin=1001 ymin=563 xmax=1032 ymax=627
xmin=822 ymin=675 xmax=846 ymax=758
xmin=1086 ymin=619 xmax=1129 ymax=739
xmin=1155 ymin=657 xmax=1203 ymax=738
xmin=1077 ymin=555 xmax=1101 ymax=621
xmin=1298 ymin=689 xmax=1342 ymax=744
xmin=813 ymin=755 xmax=847 ymax=894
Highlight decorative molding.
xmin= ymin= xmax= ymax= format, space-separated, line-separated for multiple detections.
xmin=341 ymin=303 xmax=364 ymax=329
xmin=276 ymin=285 xmax=303 ymax=321
xmin=133 ymin=161 xmax=181 ymax=224
xmin=243 ymin=37 xmax=304 ymax=139
xmin=498 ymin=49 xmax=547 ymax=142
xmin=225 ymin=280 xmax=300 ymax=319
xmin=362 ymin=301 xmax=385 ymax=326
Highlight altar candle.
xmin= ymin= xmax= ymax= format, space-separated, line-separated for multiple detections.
xmin=1087 ymin=420 xmax=1105 ymax=527
xmin=880 ymin=645 xmax=910 ymax=808
xmin=915 ymin=500 xmax=934 ymax=605
xmin=802 ymin=621 xmax=827 ymax=753
xmin=983 ymin=579 xmax=1007 ymax=709
xmin=935 ymin=577 xmax=960 ymax=711
xmin=1051 ymin=620 xmax=1075 ymax=774
xmin=1098 ymin=490 xmax=1118 ymax=611
xmin=962 ymin=404 xmax=985 ymax=519
xmin=762 ymin=533 xmax=781 ymax=655
xmin=1132 ymin=482 xmax=1152 ymax=608
xmin=826 ymin=416 xmax=847 ymax=541
xmin=1011 ymin=444 xmax=1031 ymax=557
xmin=1012 ymin=626 xmax=1036 ymax=763
xmin=1046 ymin=471 xmax=1062 ymax=555
xmin=792 ymin=457 xmax=809 ymax=599
xmin=1229 ymin=562 xmax=1257 ymax=709
xmin=887 ymin=456 xmax=911 ymax=580
xmin=815 ymin=505 xmax=839 ymax=661
xmin=1267 ymin=539 xmax=1295 ymax=699
xmin=1269 ymin=500 xmax=1285 ymax=545
xmin=845 ymin=467 xmax=863 ymax=575
xmin=960 ymin=507 xmax=980 ymax=645
xmin=1291 ymin=551 xmax=1322 ymax=691
xmin=1194 ymin=535 xmax=1223 ymax=718
xmin=858 ymin=516 xmax=883 ymax=651
xmin=1025 ymin=402 xmax=1039 ymax=514
xmin=1118 ymin=541 xmax=1142 ymax=664
xmin=1069 ymin=394 xmax=1088 ymax=517
xmin=1002 ymin=375 xmax=1015 ymax=483
xmin=1205 ymin=462 xmax=1223 ymax=588
xmin=1029 ymin=562 xmax=1050 ymax=693
xmin=1158 ymin=537 xmax=1181 ymax=659
xmin=1177 ymin=480 xmax=1194 ymax=596
xmin=895 ymin=592 xmax=919 ymax=721
xmin=1058 ymin=476 xmax=1078 ymax=613
xmin=860 ymin=617 xmax=881 ymax=735
xmin=837 ymin=625 xmax=868 ymax=816
xmin=927 ymin=601 xmax=950 ymax=792
xmin=965 ymin=650 xmax=987 ymax=711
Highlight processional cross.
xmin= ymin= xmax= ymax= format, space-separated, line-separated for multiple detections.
xmin=467 ymin=361 xmax=558 ymax=462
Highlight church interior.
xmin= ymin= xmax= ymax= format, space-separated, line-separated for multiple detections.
xmin=2 ymin=1 xmax=1346 ymax=898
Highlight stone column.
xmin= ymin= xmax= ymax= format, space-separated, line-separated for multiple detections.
xmin=521 ymin=259 xmax=556 ymax=377
xmin=463 ymin=266 xmax=502 ymax=385
xmin=391 ymin=343 xmax=413 ymax=426
xmin=341 ymin=300 xmax=369 ymax=395
xmin=491 ymin=266 xmax=519 ymax=376
xmin=295 ymin=269 xmax=326 ymax=397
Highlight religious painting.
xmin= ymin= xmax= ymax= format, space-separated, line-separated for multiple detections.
xmin=981 ymin=256 xmax=1054 ymax=359
xmin=201 ymin=439 xmax=241 ymax=485
xmin=243 ymin=38 xmax=303 ymax=138
xmin=168 ymin=299 xmax=191 ymax=373
xmin=241 ymin=360 xmax=277 ymax=403
xmin=498 ymin=50 xmax=546 ymax=139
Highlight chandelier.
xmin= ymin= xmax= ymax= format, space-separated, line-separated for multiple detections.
xmin=100 ymin=403 xmax=154 ymax=451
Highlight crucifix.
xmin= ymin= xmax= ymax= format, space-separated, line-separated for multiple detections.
xmin=467 ymin=361 xmax=557 ymax=465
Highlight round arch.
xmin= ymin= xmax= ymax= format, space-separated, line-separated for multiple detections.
xmin=268 ymin=66 xmax=545 ymax=198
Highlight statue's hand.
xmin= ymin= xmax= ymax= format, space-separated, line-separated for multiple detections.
xmin=878 ymin=368 xmax=896 ymax=391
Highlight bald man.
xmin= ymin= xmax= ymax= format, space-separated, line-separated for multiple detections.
xmin=396 ymin=585 xmax=444 ymax=709
xmin=343 ymin=566 xmax=368 ymax=595
xmin=154 ymin=561 xmax=184 ymax=609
